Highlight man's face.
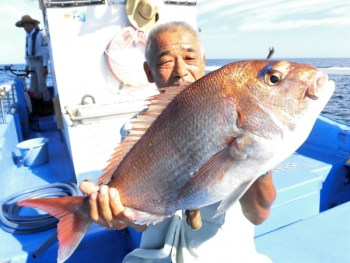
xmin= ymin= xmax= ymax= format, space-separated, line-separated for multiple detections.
xmin=23 ymin=22 xmax=35 ymax=34
xmin=144 ymin=29 xmax=206 ymax=88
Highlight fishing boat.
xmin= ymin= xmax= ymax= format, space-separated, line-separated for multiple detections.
xmin=1 ymin=1 xmax=349 ymax=262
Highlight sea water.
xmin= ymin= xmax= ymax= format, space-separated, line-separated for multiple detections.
xmin=1 ymin=58 xmax=349 ymax=124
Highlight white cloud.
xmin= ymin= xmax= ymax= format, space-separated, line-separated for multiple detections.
xmin=0 ymin=1 xmax=43 ymax=29
xmin=0 ymin=0 xmax=43 ymax=63
xmin=328 ymin=6 xmax=350 ymax=15
xmin=198 ymin=0 xmax=350 ymax=33
xmin=238 ymin=17 xmax=350 ymax=32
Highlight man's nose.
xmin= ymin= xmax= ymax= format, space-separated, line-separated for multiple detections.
xmin=173 ymin=58 xmax=188 ymax=78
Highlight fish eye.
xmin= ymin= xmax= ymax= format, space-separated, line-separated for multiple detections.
xmin=264 ymin=70 xmax=282 ymax=85
xmin=270 ymin=75 xmax=279 ymax=84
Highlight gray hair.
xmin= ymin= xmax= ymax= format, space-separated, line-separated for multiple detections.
xmin=145 ymin=21 xmax=204 ymax=68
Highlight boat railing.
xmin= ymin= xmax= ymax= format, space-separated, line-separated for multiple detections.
xmin=0 ymin=80 xmax=16 ymax=124
xmin=0 ymin=66 xmax=32 ymax=125
xmin=63 ymin=99 xmax=147 ymax=126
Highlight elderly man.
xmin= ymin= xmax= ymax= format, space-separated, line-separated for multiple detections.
xmin=80 ymin=21 xmax=276 ymax=263
xmin=15 ymin=15 xmax=52 ymax=116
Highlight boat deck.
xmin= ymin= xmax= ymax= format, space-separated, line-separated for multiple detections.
xmin=0 ymin=115 xmax=140 ymax=263
xmin=255 ymin=201 xmax=350 ymax=263
xmin=1 ymin=112 xmax=350 ymax=262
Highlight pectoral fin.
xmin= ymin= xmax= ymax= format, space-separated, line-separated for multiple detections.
xmin=214 ymin=179 xmax=256 ymax=217
xmin=176 ymin=136 xmax=258 ymax=216
xmin=176 ymin=145 xmax=235 ymax=209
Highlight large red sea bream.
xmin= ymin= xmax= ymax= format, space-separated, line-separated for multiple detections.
xmin=19 ymin=60 xmax=335 ymax=262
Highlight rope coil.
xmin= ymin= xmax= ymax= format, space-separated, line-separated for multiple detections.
xmin=0 ymin=182 xmax=81 ymax=234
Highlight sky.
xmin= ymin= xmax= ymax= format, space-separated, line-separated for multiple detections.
xmin=0 ymin=0 xmax=349 ymax=64
xmin=197 ymin=0 xmax=350 ymax=59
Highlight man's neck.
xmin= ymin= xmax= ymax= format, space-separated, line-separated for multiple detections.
xmin=27 ymin=27 xmax=37 ymax=35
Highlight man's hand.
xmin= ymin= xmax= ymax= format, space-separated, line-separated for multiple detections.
xmin=25 ymin=66 xmax=30 ymax=75
xmin=186 ymin=209 xmax=202 ymax=230
xmin=239 ymin=171 xmax=276 ymax=225
xmin=79 ymin=182 xmax=147 ymax=232
xmin=80 ymin=182 xmax=203 ymax=230
xmin=43 ymin=67 xmax=48 ymax=76
xmin=186 ymin=172 xmax=276 ymax=228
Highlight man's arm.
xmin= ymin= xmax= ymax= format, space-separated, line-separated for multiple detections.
xmin=239 ymin=171 xmax=276 ymax=225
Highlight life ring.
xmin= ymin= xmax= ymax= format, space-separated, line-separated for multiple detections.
xmin=105 ymin=26 xmax=149 ymax=88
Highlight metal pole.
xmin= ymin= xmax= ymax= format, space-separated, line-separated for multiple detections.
xmin=0 ymin=98 xmax=6 ymax=124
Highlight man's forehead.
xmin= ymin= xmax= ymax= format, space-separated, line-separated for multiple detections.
xmin=157 ymin=45 xmax=197 ymax=56
xmin=151 ymin=30 xmax=200 ymax=56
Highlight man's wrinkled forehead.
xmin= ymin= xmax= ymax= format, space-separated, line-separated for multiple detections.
xmin=151 ymin=30 xmax=202 ymax=59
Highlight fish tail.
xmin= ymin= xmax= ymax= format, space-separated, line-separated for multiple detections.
xmin=18 ymin=196 xmax=92 ymax=263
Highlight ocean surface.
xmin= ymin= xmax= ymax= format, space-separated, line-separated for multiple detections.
xmin=1 ymin=58 xmax=350 ymax=124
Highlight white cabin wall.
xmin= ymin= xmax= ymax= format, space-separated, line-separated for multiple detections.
xmin=46 ymin=3 xmax=198 ymax=109
xmin=46 ymin=5 xmax=130 ymax=108
xmin=42 ymin=1 xmax=197 ymax=177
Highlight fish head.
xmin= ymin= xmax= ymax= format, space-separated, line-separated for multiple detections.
xmin=227 ymin=60 xmax=335 ymax=141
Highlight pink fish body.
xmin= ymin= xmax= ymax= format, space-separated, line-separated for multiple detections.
xmin=19 ymin=60 xmax=335 ymax=262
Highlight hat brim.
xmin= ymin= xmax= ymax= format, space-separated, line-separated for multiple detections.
xmin=15 ymin=19 xmax=40 ymax=27
xmin=126 ymin=0 xmax=165 ymax=31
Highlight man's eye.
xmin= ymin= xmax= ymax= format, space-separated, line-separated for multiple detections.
xmin=160 ymin=59 xmax=172 ymax=64
xmin=158 ymin=61 xmax=173 ymax=67
xmin=185 ymin=57 xmax=197 ymax=63
xmin=185 ymin=55 xmax=196 ymax=60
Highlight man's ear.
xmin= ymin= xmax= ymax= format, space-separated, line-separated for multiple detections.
xmin=143 ymin=62 xmax=155 ymax=83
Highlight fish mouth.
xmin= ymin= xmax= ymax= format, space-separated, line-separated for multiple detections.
xmin=305 ymin=71 xmax=329 ymax=100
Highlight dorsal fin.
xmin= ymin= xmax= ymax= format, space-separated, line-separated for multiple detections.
xmin=96 ymin=83 xmax=190 ymax=185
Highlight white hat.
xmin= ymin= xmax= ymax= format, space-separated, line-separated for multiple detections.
xmin=126 ymin=0 xmax=165 ymax=31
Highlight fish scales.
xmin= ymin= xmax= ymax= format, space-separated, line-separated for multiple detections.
xmin=106 ymin=60 xmax=334 ymax=217
xmin=111 ymin=69 xmax=238 ymax=215
xmin=18 ymin=60 xmax=335 ymax=262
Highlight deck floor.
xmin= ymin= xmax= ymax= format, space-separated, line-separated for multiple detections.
xmin=255 ymin=201 xmax=350 ymax=263
xmin=0 ymin=120 xmax=139 ymax=263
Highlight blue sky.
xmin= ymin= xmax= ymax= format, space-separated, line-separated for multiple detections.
xmin=197 ymin=0 xmax=350 ymax=59
xmin=0 ymin=0 xmax=349 ymax=64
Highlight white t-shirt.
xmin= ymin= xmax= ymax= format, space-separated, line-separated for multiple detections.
xmin=123 ymin=202 xmax=272 ymax=263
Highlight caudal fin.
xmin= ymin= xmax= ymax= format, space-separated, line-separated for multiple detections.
xmin=18 ymin=196 xmax=92 ymax=263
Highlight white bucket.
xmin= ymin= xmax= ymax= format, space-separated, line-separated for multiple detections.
xmin=16 ymin=138 xmax=49 ymax=167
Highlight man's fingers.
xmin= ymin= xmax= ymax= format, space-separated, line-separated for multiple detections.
xmin=108 ymin=188 xmax=129 ymax=229
xmin=186 ymin=209 xmax=202 ymax=230
xmin=81 ymin=182 xmax=106 ymax=224
xmin=89 ymin=191 xmax=100 ymax=222
xmin=84 ymin=184 xmax=147 ymax=231
xmin=98 ymin=185 xmax=113 ymax=221
xmin=109 ymin=188 xmax=125 ymax=217
xmin=89 ymin=191 xmax=111 ymax=228
xmin=79 ymin=181 xmax=99 ymax=195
